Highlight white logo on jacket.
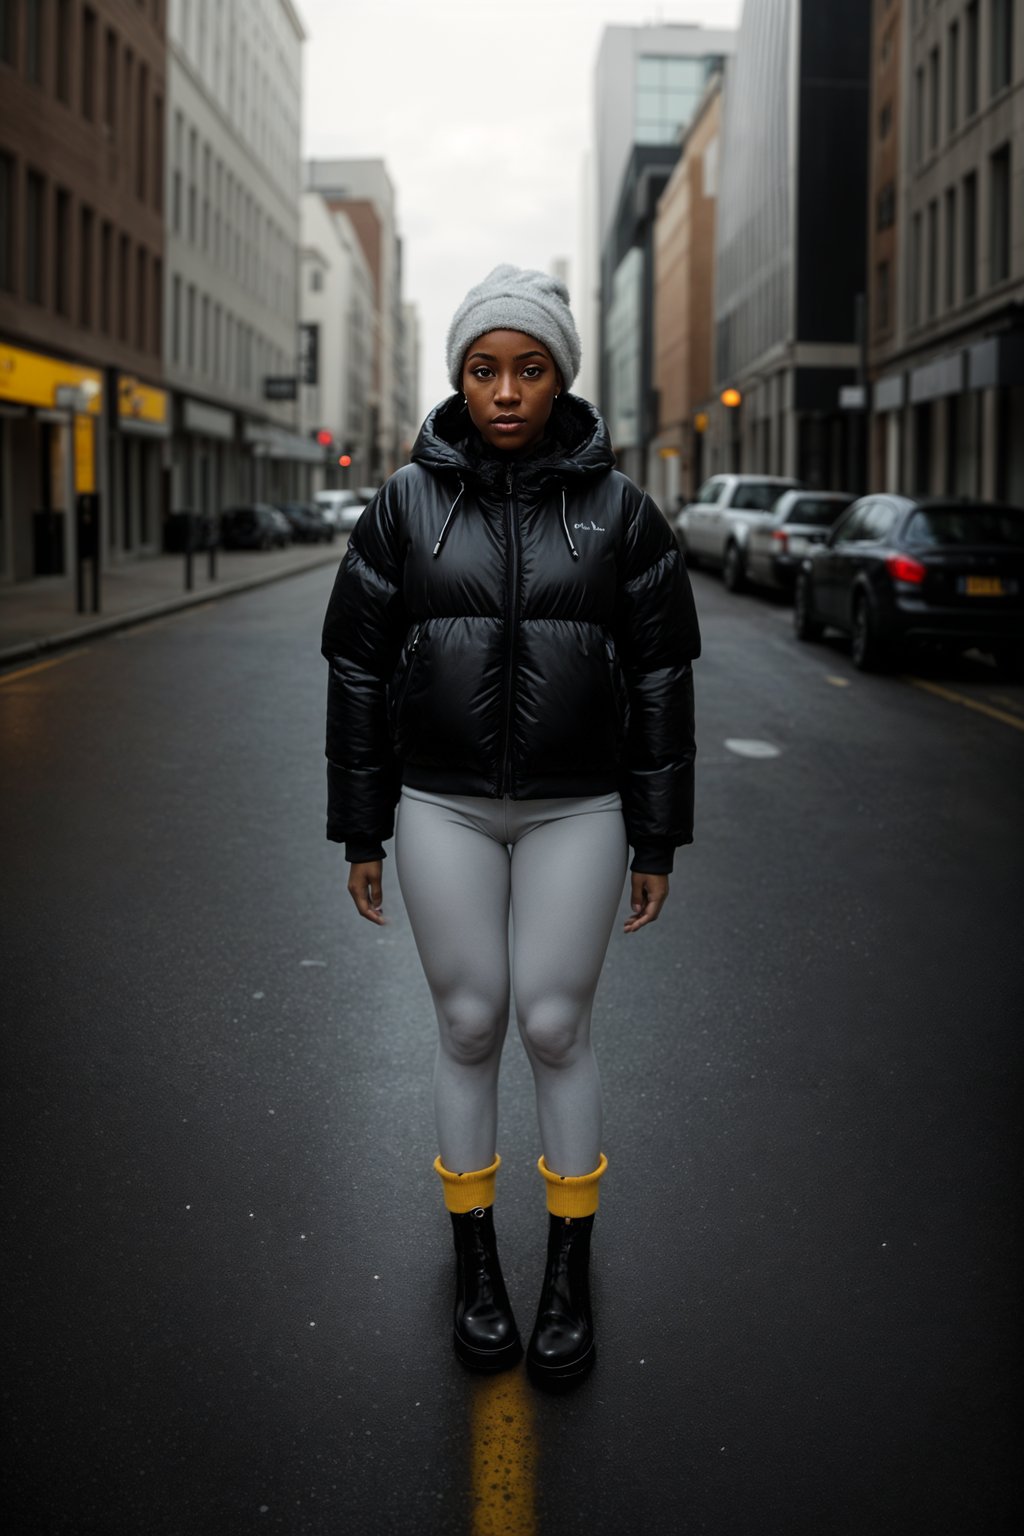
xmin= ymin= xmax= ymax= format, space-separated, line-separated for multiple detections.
xmin=573 ymin=520 xmax=605 ymax=533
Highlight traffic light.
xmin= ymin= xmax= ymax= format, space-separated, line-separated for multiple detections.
xmin=338 ymin=453 xmax=352 ymax=468
xmin=315 ymin=429 xmax=333 ymax=448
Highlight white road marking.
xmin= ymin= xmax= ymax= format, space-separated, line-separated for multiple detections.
xmin=724 ymin=738 xmax=781 ymax=758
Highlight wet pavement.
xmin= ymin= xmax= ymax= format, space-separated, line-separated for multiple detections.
xmin=2 ymin=562 xmax=1022 ymax=1535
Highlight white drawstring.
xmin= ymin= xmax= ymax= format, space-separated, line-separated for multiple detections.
xmin=433 ymin=478 xmax=465 ymax=557
xmin=561 ymin=487 xmax=579 ymax=560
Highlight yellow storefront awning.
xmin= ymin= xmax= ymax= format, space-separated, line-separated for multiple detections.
xmin=118 ymin=374 xmax=170 ymax=435
xmin=0 ymin=341 xmax=102 ymax=413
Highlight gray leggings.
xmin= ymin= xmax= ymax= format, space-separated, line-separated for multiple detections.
xmin=395 ymin=786 xmax=628 ymax=1178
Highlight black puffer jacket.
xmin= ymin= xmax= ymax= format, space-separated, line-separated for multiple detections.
xmin=321 ymin=394 xmax=701 ymax=872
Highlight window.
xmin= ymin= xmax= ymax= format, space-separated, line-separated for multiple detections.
xmin=0 ymin=152 xmax=13 ymax=291
xmin=944 ymin=187 xmax=956 ymax=308
xmin=634 ymin=53 xmax=709 ymax=145
xmin=833 ymin=503 xmax=873 ymax=544
xmin=966 ymin=2 xmax=979 ymax=115
xmin=152 ymin=94 xmax=162 ymax=211
xmin=962 ymin=171 xmax=978 ymax=298
xmin=100 ymin=219 xmax=112 ymax=331
xmin=927 ymin=199 xmax=939 ymax=318
xmin=990 ymin=0 xmax=1014 ymax=96
xmin=79 ymin=204 xmax=93 ymax=325
xmin=876 ymin=181 xmax=896 ymax=231
xmin=26 ymin=170 xmax=45 ymax=304
xmin=152 ymin=257 xmax=161 ymax=354
xmin=104 ymin=26 xmax=117 ymax=131
xmin=862 ymin=502 xmax=897 ymax=542
xmin=201 ymin=293 xmax=209 ymax=372
xmin=54 ymin=186 xmax=71 ymax=315
xmin=696 ymin=479 xmax=725 ymax=504
xmin=136 ymin=64 xmax=147 ymax=199
xmin=172 ymin=274 xmax=180 ymax=363
xmin=989 ymin=144 xmax=1011 ymax=286
xmin=876 ymin=261 xmax=891 ymax=332
xmin=914 ymin=67 xmax=925 ymax=162
xmin=910 ymin=212 xmax=923 ymax=326
xmin=118 ymin=233 xmax=130 ymax=341
xmin=26 ymin=0 xmax=42 ymax=85
xmin=186 ymin=283 xmax=195 ymax=369
xmin=0 ymin=0 xmax=16 ymax=66
xmin=81 ymin=7 xmax=95 ymax=118
xmin=928 ymin=47 xmax=939 ymax=151
xmin=947 ymin=22 xmax=959 ymax=135
xmin=310 ymin=266 xmax=323 ymax=292
xmin=878 ymin=100 xmax=892 ymax=140
xmin=134 ymin=247 xmax=145 ymax=349
xmin=56 ymin=0 xmax=71 ymax=102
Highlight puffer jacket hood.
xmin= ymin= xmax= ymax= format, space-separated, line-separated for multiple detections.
xmin=411 ymin=392 xmax=615 ymax=487
xmin=322 ymin=398 xmax=700 ymax=873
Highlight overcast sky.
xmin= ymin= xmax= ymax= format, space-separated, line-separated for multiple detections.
xmin=300 ymin=0 xmax=743 ymax=418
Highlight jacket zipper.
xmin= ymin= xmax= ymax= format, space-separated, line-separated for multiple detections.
xmin=500 ymin=466 xmax=520 ymax=796
xmin=393 ymin=624 xmax=422 ymax=717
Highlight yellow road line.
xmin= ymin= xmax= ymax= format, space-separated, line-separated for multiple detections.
xmin=904 ymin=675 xmax=1024 ymax=733
xmin=472 ymin=1371 xmax=536 ymax=1536
xmin=0 ymin=650 xmax=89 ymax=685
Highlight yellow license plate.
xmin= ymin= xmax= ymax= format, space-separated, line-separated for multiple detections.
xmin=964 ymin=575 xmax=1005 ymax=596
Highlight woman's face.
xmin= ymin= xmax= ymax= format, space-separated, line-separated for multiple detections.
xmin=462 ymin=330 xmax=562 ymax=453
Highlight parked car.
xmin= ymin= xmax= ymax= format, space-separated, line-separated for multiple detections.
xmin=276 ymin=501 xmax=335 ymax=544
xmin=745 ymin=491 xmax=856 ymax=593
xmin=220 ymin=503 xmax=290 ymax=550
xmin=675 ymin=474 xmax=803 ymax=589
xmin=356 ymin=486 xmax=381 ymax=504
xmin=793 ymin=495 xmax=1024 ymax=672
xmin=314 ymin=489 xmax=371 ymax=532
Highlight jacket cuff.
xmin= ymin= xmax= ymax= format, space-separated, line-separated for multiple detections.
xmin=344 ymin=841 xmax=387 ymax=863
xmin=629 ymin=844 xmax=675 ymax=875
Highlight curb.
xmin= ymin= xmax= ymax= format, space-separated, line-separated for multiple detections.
xmin=0 ymin=549 xmax=341 ymax=668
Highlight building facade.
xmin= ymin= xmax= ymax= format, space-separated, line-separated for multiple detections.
xmin=299 ymin=189 xmax=375 ymax=490
xmin=1 ymin=0 xmax=169 ymax=584
xmin=869 ymin=0 xmax=1023 ymax=503
xmin=650 ymin=74 xmax=723 ymax=509
xmin=305 ymin=159 xmax=405 ymax=481
xmin=592 ymin=22 xmax=735 ymax=484
xmin=164 ymin=0 xmax=317 ymax=518
xmin=710 ymin=0 xmax=872 ymax=490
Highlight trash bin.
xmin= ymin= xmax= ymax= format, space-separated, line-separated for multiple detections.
xmin=33 ymin=510 xmax=66 ymax=575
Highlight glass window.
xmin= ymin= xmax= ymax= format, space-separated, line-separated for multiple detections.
xmin=787 ymin=497 xmax=854 ymax=528
xmin=833 ymin=503 xmax=873 ymax=543
xmin=81 ymin=7 xmax=96 ymax=119
xmin=26 ymin=170 xmax=45 ymax=304
xmin=990 ymin=0 xmax=1014 ymax=96
xmin=944 ymin=186 xmax=957 ymax=308
xmin=732 ymin=481 xmax=788 ymax=511
xmin=56 ymin=0 xmax=71 ymax=102
xmin=0 ymin=0 xmax=16 ymax=67
xmin=100 ymin=220 xmax=112 ymax=332
xmin=26 ymin=0 xmax=42 ymax=84
xmin=906 ymin=506 xmax=1024 ymax=546
xmin=928 ymin=47 xmax=939 ymax=150
xmin=696 ymin=479 xmax=725 ymax=504
xmin=989 ymin=144 xmax=1011 ymax=285
xmin=863 ymin=502 xmax=898 ymax=541
xmin=55 ymin=186 xmax=71 ymax=316
xmin=0 ymin=152 xmax=13 ymax=292
xmin=947 ymin=21 xmax=959 ymax=134
xmin=927 ymin=199 xmax=939 ymax=318
xmin=962 ymin=171 xmax=978 ymax=297
xmin=966 ymin=2 xmax=979 ymax=115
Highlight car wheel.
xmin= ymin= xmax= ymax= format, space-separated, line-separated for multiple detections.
xmin=722 ymin=541 xmax=746 ymax=593
xmin=793 ymin=573 xmax=824 ymax=641
xmin=850 ymin=592 xmax=888 ymax=671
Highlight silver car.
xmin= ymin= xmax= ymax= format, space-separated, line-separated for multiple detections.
xmin=314 ymin=488 xmax=371 ymax=532
xmin=675 ymin=474 xmax=802 ymax=590
xmin=745 ymin=490 xmax=855 ymax=594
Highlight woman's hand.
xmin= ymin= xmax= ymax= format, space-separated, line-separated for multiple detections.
xmin=623 ymin=872 xmax=669 ymax=934
xmin=347 ymin=860 xmax=388 ymax=925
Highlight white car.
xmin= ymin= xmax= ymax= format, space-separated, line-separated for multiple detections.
xmin=675 ymin=474 xmax=802 ymax=591
xmin=314 ymin=489 xmax=370 ymax=532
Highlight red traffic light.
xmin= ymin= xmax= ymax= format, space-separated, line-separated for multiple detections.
xmin=338 ymin=454 xmax=352 ymax=468
xmin=315 ymin=429 xmax=333 ymax=447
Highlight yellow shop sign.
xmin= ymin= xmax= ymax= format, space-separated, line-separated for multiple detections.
xmin=0 ymin=342 xmax=102 ymax=413
xmin=118 ymin=374 xmax=169 ymax=427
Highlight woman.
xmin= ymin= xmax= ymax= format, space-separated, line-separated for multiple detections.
xmin=322 ymin=265 xmax=700 ymax=1388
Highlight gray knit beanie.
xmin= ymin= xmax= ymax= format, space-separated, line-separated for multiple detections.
xmin=446 ymin=264 xmax=582 ymax=393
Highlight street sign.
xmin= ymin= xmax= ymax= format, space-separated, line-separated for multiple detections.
xmin=264 ymin=376 xmax=298 ymax=401
xmin=299 ymin=324 xmax=319 ymax=385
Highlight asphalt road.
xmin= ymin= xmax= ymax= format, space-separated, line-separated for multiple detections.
xmin=2 ymin=559 xmax=1022 ymax=1536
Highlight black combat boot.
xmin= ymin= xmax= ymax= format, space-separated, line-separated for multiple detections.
xmin=449 ymin=1205 xmax=522 ymax=1372
xmin=526 ymin=1213 xmax=596 ymax=1388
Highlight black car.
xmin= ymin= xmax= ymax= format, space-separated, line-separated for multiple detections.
xmin=220 ymin=503 xmax=290 ymax=550
xmin=794 ymin=495 xmax=1024 ymax=672
xmin=275 ymin=501 xmax=335 ymax=543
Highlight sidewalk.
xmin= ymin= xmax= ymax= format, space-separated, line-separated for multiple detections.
xmin=0 ymin=541 xmax=344 ymax=666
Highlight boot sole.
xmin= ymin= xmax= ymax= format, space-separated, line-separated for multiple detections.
xmin=526 ymin=1340 xmax=595 ymax=1390
xmin=453 ymin=1330 xmax=523 ymax=1374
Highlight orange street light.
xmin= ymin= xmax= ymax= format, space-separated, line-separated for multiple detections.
xmin=720 ymin=387 xmax=742 ymax=408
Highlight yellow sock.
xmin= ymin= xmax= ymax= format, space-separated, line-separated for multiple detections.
xmin=538 ymin=1153 xmax=608 ymax=1218
xmin=433 ymin=1153 xmax=501 ymax=1213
